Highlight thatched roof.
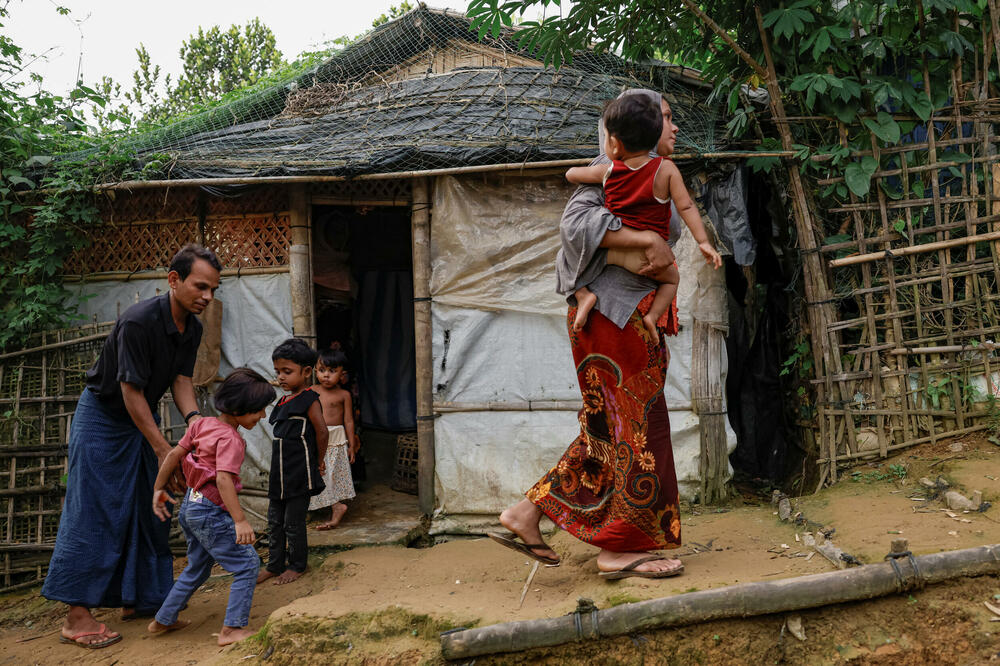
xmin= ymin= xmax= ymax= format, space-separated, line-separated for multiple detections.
xmin=129 ymin=7 xmax=723 ymax=181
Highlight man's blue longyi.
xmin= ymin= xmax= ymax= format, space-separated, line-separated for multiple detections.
xmin=41 ymin=389 xmax=173 ymax=613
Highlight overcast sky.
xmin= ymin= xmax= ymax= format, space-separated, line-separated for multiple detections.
xmin=7 ymin=0 xmax=469 ymax=96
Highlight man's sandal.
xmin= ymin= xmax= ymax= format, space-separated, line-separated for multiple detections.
xmin=59 ymin=624 xmax=122 ymax=649
xmin=487 ymin=532 xmax=561 ymax=567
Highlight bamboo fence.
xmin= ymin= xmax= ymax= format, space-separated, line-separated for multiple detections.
xmin=763 ymin=19 xmax=1000 ymax=485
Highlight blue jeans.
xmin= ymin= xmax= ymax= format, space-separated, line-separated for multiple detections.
xmin=155 ymin=490 xmax=260 ymax=628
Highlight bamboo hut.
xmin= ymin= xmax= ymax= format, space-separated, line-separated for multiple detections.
xmin=0 ymin=6 xmax=757 ymax=592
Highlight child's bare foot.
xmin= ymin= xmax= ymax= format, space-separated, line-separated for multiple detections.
xmin=273 ymin=569 xmax=304 ymax=585
xmin=314 ymin=503 xmax=347 ymax=530
xmin=642 ymin=313 xmax=660 ymax=341
xmin=256 ymin=569 xmax=278 ymax=584
xmin=573 ymin=289 xmax=597 ymax=331
xmin=217 ymin=626 xmax=255 ymax=646
xmin=147 ymin=618 xmax=190 ymax=634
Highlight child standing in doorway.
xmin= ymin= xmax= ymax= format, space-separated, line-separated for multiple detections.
xmin=566 ymin=93 xmax=722 ymax=339
xmin=147 ymin=368 xmax=275 ymax=646
xmin=309 ymin=349 xmax=358 ymax=529
xmin=258 ymin=338 xmax=328 ymax=585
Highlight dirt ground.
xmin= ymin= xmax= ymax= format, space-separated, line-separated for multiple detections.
xmin=3 ymin=434 xmax=1000 ymax=665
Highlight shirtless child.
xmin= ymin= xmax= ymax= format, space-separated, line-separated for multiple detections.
xmin=308 ymin=349 xmax=358 ymax=529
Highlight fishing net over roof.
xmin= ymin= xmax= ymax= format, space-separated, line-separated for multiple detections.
xmin=128 ymin=6 xmax=726 ymax=180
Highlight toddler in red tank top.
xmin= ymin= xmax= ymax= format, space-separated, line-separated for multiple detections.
xmin=566 ymin=93 xmax=722 ymax=339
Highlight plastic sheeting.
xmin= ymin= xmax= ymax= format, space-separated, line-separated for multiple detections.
xmin=430 ymin=172 xmax=736 ymax=520
xmin=701 ymin=166 xmax=756 ymax=266
xmin=64 ymin=273 xmax=293 ymax=489
xmin=431 ymin=174 xmax=573 ymax=316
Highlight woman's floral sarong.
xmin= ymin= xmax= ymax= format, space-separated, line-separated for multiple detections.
xmin=527 ymin=299 xmax=681 ymax=552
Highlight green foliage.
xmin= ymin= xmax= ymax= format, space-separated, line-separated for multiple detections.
xmin=0 ymin=5 xmax=135 ymax=351
xmin=91 ymin=19 xmax=284 ymax=128
xmin=463 ymin=0 xmax=986 ymax=224
xmin=780 ymin=340 xmax=812 ymax=378
xmin=850 ymin=463 xmax=907 ymax=483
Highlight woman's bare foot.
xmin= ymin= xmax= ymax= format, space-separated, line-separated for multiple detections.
xmin=273 ymin=569 xmax=304 ymax=585
xmin=641 ymin=314 xmax=660 ymax=341
xmin=573 ymin=288 xmax=598 ymax=331
xmin=314 ymin=502 xmax=348 ymax=530
xmin=597 ymin=550 xmax=682 ymax=574
xmin=61 ymin=606 xmax=120 ymax=647
xmin=218 ymin=626 xmax=255 ymax=646
xmin=147 ymin=619 xmax=190 ymax=634
xmin=498 ymin=499 xmax=559 ymax=564
xmin=256 ymin=569 xmax=278 ymax=584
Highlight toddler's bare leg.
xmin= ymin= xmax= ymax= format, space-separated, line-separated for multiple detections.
xmin=642 ymin=265 xmax=679 ymax=340
xmin=573 ymin=287 xmax=598 ymax=331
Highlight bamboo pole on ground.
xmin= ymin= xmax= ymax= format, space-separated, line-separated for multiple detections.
xmin=411 ymin=177 xmax=435 ymax=515
xmin=288 ymin=184 xmax=315 ymax=344
xmin=441 ymin=542 xmax=1000 ymax=660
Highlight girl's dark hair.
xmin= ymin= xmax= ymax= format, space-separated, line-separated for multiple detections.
xmin=271 ymin=337 xmax=317 ymax=368
xmin=317 ymin=348 xmax=348 ymax=369
xmin=602 ymin=93 xmax=662 ymax=153
xmin=213 ymin=367 xmax=276 ymax=415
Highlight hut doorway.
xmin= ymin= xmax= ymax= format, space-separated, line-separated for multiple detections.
xmin=310 ymin=204 xmax=420 ymax=534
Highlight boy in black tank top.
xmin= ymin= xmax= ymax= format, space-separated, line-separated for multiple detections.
xmin=258 ymin=339 xmax=328 ymax=585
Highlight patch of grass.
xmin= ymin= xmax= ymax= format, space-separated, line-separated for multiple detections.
xmin=683 ymin=587 xmax=700 ymax=594
xmin=246 ymin=621 xmax=272 ymax=650
xmin=850 ymin=463 xmax=907 ymax=484
xmin=606 ymin=592 xmax=641 ymax=607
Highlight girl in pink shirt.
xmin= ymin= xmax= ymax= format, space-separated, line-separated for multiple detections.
xmin=147 ymin=368 xmax=275 ymax=646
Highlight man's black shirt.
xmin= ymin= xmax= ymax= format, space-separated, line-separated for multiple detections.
xmin=86 ymin=293 xmax=202 ymax=416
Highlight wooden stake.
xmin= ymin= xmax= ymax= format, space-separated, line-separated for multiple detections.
xmin=519 ymin=561 xmax=539 ymax=609
xmin=288 ymin=184 xmax=315 ymax=344
xmin=411 ymin=177 xmax=435 ymax=516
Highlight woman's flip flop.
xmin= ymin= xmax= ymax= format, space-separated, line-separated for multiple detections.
xmin=59 ymin=624 xmax=122 ymax=649
xmin=598 ymin=555 xmax=684 ymax=580
xmin=487 ymin=532 xmax=561 ymax=567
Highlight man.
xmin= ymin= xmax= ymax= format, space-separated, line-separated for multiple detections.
xmin=42 ymin=244 xmax=222 ymax=648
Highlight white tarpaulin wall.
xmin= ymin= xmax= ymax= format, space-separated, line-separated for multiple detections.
xmin=65 ymin=273 xmax=293 ymax=489
xmin=430 ymin=173 xmax=736 ymax=523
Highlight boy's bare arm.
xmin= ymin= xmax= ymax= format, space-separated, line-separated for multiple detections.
xmin=308 ymin=400 xmax=329 ymax=462
xmin=216 ymin=471 xmax=254 ymax=544
xmin=567 ymin=164 xmax=610 ymax=185
xmin=665 ymin=161 xmax=723 ymax=268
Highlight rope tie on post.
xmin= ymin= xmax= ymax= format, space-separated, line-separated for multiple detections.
xmin=884 ymin=538 xmax=924 ymax=592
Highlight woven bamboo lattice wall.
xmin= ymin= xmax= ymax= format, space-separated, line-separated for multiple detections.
xmin=0 ymin=323 xmax=110 ymax=592
xmin=804 ymin=54 xmax=1000 ymax=484
xmin=64 ymin=185 xmax=292 ymax=275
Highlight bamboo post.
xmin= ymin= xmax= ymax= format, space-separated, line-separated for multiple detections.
xmin=691 ymin=319 xmax=729 ymax=504
xmin=754 ymin=7 xmax=844 ymax=484
xmin=441 ymin=543 xmax=1000 ymax=660
xmin=288 ymin=184 xmax=315 ymax=344
xmin=411 ymin=177 xmax=435 ymax=515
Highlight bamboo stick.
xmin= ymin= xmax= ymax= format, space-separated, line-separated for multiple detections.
xmin=91 ymin=154 xmax=782 ymax=192
xmin=288 ymin=185 xmax=315 ymax=344
xmin=441 ymin=543 xmax=1000 ymax=660
xmin=828 ymin=230 xmax=1000 ymax=267
xmin=411 ymin=177 xmax=435 ymax=516
xmin=60 ymin=266 xmax=289 ymax=283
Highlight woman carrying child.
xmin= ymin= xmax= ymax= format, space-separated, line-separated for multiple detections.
xmin=309 ymin=348 xmax=358 ymax=529
xmin=147 ymin=368 xmax=275 ymax=645
xmin=492 ymin=89 xmax=717 ymax=579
